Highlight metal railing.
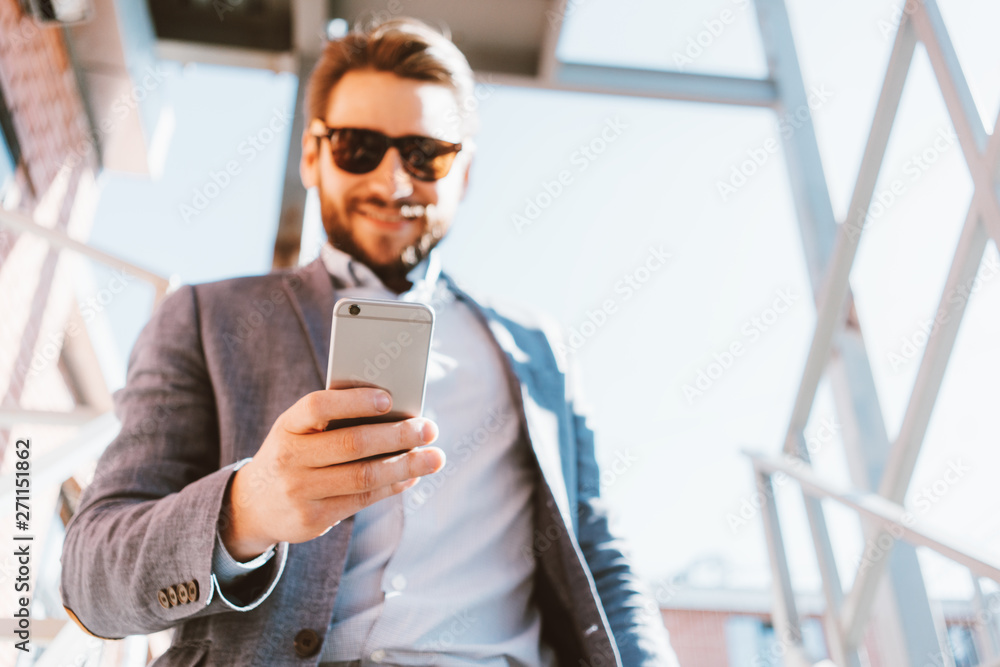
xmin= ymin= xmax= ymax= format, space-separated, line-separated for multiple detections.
xmin=746 ymin=1 xmax=1000 ymax=664
xmin=0 ymin=204 xmax=174 ymax=663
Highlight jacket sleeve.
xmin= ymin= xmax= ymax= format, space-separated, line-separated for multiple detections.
xmin=566 ymin=356 xmax=682 ymax=667
xmin=59 ymin=285 xmax=287 ymax=640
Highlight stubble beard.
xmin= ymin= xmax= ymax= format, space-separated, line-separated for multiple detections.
xmin=320 ymin=192 xmax=448 ymax=288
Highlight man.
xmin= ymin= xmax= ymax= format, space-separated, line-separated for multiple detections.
xmin=60 ymin=17 xmax=679 ymax=667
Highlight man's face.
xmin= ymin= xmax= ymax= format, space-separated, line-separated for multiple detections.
xmin=300 ymin=69 xmax=471 ymax=283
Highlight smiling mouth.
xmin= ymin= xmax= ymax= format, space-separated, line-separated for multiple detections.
xmin=357 ymin=204 xmax=426 ymax=225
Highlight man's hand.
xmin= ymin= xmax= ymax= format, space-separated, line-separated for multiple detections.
xmin=220 ymin=388 xmax=444 ymax=561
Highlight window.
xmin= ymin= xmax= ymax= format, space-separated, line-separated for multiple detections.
xmin=946 ymin=624 xmax=979 ymax=667
xmin=724 ymin=615 xmax=827 ymax=666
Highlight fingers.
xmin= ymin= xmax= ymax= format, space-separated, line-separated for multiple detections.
xmin=283 ymin=388 xmax=392 ymax=434
xmin=297 ymin=446 xmax=446 ymax=501
xmin=317 ymin=477 xmax=422 ymax=527
xmin=297 ymin=417 xmax=438 ymax=468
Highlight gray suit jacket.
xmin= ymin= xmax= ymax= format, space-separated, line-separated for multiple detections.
xmin=60 ymin=257 xmax=677 ymax=666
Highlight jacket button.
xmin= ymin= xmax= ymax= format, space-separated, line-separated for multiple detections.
xmin=177 ymin=583 xmax=189 ymax=604
xmin=166 ymin=585 xmax=179 ymax=607
xmin=157 ymin=589 xmax=170 ymax=609
xmin=293 ymin=628 xmax=321 ymax=658
xmin=186 ymin=579 xmax=199 ymax=603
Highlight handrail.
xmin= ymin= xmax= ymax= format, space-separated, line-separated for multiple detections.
xmin=0 ymin=412 xmax=119 ymax=508
xmin=0 ymin=207 xmax=173 ymax=306
xmin=744 ymin=450 xmax=1000 ymax=583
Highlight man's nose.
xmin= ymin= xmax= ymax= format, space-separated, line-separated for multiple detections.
xmin=372 ymin=147 xmax=414 ymax=200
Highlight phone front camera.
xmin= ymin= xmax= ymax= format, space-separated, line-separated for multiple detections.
xmin=349 ymin=304 xmax=361 ymax=316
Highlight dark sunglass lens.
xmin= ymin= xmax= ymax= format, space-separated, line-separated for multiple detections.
xmin=332 ymin=129 xmax=387 ymax=174
xmin=400 ymin=138 xmax=457 ymax=181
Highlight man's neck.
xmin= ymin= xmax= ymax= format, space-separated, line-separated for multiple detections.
xmin=378 ymin=271 xmax=414 ymax=295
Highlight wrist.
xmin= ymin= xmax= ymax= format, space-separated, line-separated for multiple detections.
xmin=220 ymin=464 xmax=274 ymax=561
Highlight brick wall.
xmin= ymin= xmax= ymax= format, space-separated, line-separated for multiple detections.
xmin=662 ymin=609 xmax=735 ymax=666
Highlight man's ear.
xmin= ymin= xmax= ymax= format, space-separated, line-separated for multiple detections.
xmin=300 ymin=127 xmax=319 ymax=189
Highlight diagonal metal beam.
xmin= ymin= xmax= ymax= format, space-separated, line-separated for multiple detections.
xmin=837 ymin=4 xmax=1000 ymax=642
xmin=878 ymin=209 xmax=988 ymax=503
xmin=753 ymin=2 xmax=941 ymax=662
xmin=978 ymin=110 xmax=1000 ymax=245
xmin=781 ymin=17 xmax=917 ymax=455
xmin=841 ymin=204 xmax=987 ymax=645
xmin=909 ymin=0 xmax=987 ymax=158
xmin=753 ymin=0 xmax=836 ymax=290
xmin=911 ymin=0 xmax=1000 ymax=243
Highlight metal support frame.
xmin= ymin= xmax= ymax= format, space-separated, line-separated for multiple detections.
xmin=742 ymin=0 xmax=1000 ymax=664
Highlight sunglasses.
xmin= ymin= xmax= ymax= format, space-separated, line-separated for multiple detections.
xmin=309 ymin=120 xmax=463 ymax=182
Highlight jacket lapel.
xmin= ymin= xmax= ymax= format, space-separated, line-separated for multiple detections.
xmin=441 ymin=273 xmax=574 ymax=529
xmin=282 ymin=257 xmax=335 ymax=388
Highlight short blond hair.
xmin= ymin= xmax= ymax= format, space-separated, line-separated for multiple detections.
xmin=304 ymin=17 xmax=478 ymax=137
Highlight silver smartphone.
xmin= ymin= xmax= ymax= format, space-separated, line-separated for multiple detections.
xmin=325 ymin=297 xmax=435 ymax=432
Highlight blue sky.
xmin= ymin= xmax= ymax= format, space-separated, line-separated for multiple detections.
xmin=84 ymin=0 xmax=1000 ymax=599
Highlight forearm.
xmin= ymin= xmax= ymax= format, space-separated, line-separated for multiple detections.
xmin=60 ymin=465 xmax=239 ymax=638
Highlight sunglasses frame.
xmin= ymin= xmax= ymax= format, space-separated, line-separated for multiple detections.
xmin=308 ymin=119 xmax=463 ymax=182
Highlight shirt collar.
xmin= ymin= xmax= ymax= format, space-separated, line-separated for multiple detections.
xmin=319 ymin=241 xmax=441 ymax=301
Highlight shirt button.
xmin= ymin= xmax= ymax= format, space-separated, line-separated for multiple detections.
xmin=370 ymin=648 xmax=387 ymax=662
xmin=391 ymin=574 xmax=407 ymax=591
